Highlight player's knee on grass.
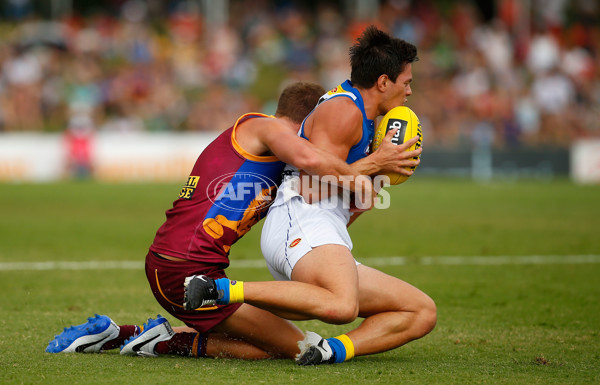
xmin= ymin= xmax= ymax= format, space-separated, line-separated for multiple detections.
xmin=414 ymin=295 xmax=437 ymax=338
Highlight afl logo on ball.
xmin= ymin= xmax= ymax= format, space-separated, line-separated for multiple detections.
xmin=289 ymin=238 xmax=302 ymax=248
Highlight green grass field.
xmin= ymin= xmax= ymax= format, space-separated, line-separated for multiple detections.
xmin=1 ymin=178 xmax=599 ymax=384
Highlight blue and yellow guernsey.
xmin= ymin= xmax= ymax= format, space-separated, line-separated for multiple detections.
xmin=272 ymin=80 xmax=375 ymax=221
xmin=301 ymin=80 xmax=375 ymax=163
xmin=151 ymin=113 xmax=285 ymax=266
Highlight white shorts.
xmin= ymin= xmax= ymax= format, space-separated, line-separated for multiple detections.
xmin=261 ymin=196 xmax=354 ymax=281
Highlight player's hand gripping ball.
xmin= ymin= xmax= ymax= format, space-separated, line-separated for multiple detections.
xmin=371 ymin=106 xmax=423 ymax=185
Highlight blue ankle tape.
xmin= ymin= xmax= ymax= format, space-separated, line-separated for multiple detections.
xmin=326 ymin=337 xmax=346 ymax=363
xmin=214 ymin=278 xmax=230 ymax=304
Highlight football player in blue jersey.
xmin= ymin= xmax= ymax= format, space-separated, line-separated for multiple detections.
xmin=185 ymin=25 xmax=436 ymax=365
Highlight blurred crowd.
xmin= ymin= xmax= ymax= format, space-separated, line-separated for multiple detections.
xmin=0 ymin=0 xmax=598 ymax=149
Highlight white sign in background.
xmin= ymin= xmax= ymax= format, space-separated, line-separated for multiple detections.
xmin=570 ymin=140 xmax=600 ymax=184
xmin=0 ymin=132 xmax=216 ymax=182
xmin=0 ymin=134 xmax=65 ymax=182
xmin=93 ymin=132 xmax=215 ymax=182
xmin=1 ymin=134 xmax=599 ymax=183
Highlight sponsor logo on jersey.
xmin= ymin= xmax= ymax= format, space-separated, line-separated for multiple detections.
xmin=328 ymin=85 xmax=342 ymax=95
xmin=289 ymin=238 xmax=302 ymax=248
xmin=179 ymin=176 xmax=200 ymax=199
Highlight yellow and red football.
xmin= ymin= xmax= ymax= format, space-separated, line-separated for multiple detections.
xmin=371 ymin=106 xmax=423 ymax=185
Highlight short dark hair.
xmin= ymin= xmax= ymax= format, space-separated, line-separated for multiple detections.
xmin=349 ymin=25 xmax=418 ymax=88
xmin=275 ymin=82 xmax=325 ymax=124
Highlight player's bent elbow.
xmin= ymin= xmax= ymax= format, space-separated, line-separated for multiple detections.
xmin=293 ymin=153 xmax=322 ymax=174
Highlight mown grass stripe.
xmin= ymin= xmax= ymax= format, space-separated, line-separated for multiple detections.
xmin=1 ymin=255 xmax=599 ymax=271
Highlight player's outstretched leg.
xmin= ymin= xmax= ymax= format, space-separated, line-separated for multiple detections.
xmin=184 ymin=275 xmax=244 ymax=310
xmin=46 ymin=314 xmax=120 ymax=353
xmin=120 ymin=315 xmax=174 ymax=357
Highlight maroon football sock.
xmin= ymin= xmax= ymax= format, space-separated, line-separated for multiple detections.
xmin=155 ymin=332 xmax=207 ymax=357
xmin=101 ymin=325 xmax=139 ymax=350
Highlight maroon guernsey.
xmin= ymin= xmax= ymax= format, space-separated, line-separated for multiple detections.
xmin=150 ymin=113 xmax=285 ymax=266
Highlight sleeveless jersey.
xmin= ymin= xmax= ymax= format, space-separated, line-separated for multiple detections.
xmin=150 ymin=113 xmax=285 ymax=266
xmin=271 ymin=80 xmax=375 ymax=222
xmin=300 ymin=80 xmax=374 ymax=163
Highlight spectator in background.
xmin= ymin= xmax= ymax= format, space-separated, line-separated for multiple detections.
xmin=64 ymin=113 xmax=94 ymax=179
xmin=1 ymin=45 xmax=43 ymax=131
xmin=531 ymin=67 xmax=576 ymax=144
xmin=0 ymin=0 xmax=597 ymax=147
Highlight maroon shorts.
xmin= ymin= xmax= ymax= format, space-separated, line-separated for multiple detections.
xmin=145 ymin=250 xmax=242 ymax=333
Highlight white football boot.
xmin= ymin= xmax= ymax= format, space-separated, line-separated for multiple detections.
xmin=295 ymin=331 xmax=334 ymax=365
xmin=120 ymin=315 xmax=174 ymax=357
xmin=45 ymin=314 xmax=119 ymax=353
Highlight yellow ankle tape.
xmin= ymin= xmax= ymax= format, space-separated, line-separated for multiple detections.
xmin=229 ymin=280 xmax=244 ymax=303
xmin=335 ymin=334 xmax=355 ymax=361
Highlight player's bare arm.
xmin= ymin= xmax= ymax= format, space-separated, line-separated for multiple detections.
xmin=236 ymin=116 xmax=373 ymax=196
xmin=298 ymin=98 xmax=375 ymax=207
xmin=303 ymin=97 xmax=363 ymax=159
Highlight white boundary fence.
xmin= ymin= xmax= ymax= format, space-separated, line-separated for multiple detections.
xmin=0 ymin=133 xmax=599 ymax=183
xmin=0 ymin=132 xmax=216 ymax=182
